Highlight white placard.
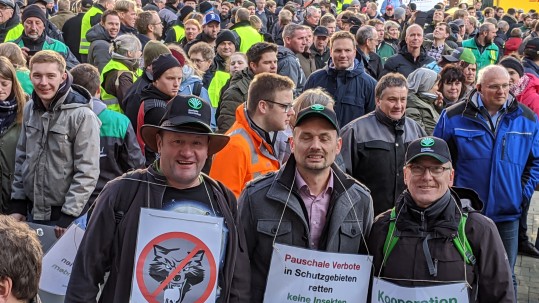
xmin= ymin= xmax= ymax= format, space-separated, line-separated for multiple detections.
xmin=131 ymin=208 xmax=224 ymax=303
xmin=39 ymin=224 xmax=85 ymax=295
xmin=264 ymin=243 xmax=372 ymax=303
xmin=371 ymin=277 xmax=469 ymax=303
xmin=377 ymin=0 xmax=439 ymax=13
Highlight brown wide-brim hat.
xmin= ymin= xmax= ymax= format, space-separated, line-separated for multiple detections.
xmin=140 ymin=95 xmax=230 ymax=155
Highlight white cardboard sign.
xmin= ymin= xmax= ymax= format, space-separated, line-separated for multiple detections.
xmin=39 ymin=224 xmax=85 ymax=295
xmin=131 ymin=208 xmax=224 ymax=303
xmin=264 ymin=243 xmax=372 ymax=303
xmin=371 ymin=277 xmax=469 ymax=303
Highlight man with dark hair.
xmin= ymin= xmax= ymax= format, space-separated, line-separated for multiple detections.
xmin=355 ymin=25 xmax=383 ymax=80
xmin=424 ymin=22 xmax=453 ymax=62
xmin=211 ymin=73 xmax=294 ymax=197
xmin=135 ymin=10 xmax=164 ymax=49
xmin=66 ymin=95 xmax=250 ymax=303
xmin=341 ymin=73 xmax=426 ymax=216
xmin=231 ymin=7 xmax=263 ymax=52
xmin=87 ymin=10 xmax=121 ymax=72
xmin=0 ymin=215 xmax=43 ymax=303
xmin=311 ymin=26 xmax=330 ymax=69
xmin=184 ymin=12 xmax=221 ymax=52
xmin=78 ymin=0 xmax=114 ymax=62
xmin=8 ymin=51 xmax=100 ymax=237
xmin=240 ymin=104 xmax=374 ymax=302
xmin=70 ymin=64 xmax=144 ymax=205
xmin=217 ymin=41 xmax=278 ymax=132
xmin=462 ymin=22 xmax=499 ymax=70
xmin=305 ymin=31 xmax=376 ymax=127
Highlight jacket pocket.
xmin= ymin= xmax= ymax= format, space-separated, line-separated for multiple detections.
xmin=338 ymin=96 xmax=365 ymax=124
xmin=453 ymin=129 xmax=489 ymax=160
xmin=502 ymin=131 xmax=532 ymax=164
xmin=338 ymin=220 xmax=363 ymax=253
xmin=257 ymin=219 xmax=292 ymax=243
xmin=48 ymin=124 xmax=70 ymax=164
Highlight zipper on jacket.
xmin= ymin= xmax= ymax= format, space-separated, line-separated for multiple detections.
xmin=501 ymin=137 xmax=506 ymax=160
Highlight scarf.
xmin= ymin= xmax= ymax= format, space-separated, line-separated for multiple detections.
xmin=0 ymin=96 xmax=18 ymax=135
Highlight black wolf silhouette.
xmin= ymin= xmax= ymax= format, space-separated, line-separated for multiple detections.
xmin=148 ymin=245 xmax=205 ymax=303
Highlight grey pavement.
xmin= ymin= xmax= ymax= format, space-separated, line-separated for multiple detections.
xmin=516 ymin=191 xmax=539 ymax=303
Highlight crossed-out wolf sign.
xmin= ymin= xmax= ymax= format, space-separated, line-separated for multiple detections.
xmin=131 ymin=208 xmax=224 ymax=303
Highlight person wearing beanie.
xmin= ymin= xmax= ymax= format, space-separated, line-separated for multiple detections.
xmin=25 ymin=0 xmax=65 ymax=42
xmin=230 ymin=7 xmax=263 ymax=52
xmin=199 ymin=1 xmax=213 ymax=15
xmin=242 ymin=0 xmax=255 ymax=15
xmin=135 ymin=52 xmax=184 ymax=164
xmin=0 ymin=0 xmax=23 ymax=43
xmin=11 ymin=4 xmax=79 ymax=69
xmin=164 ymin=5 xmax=194 ymax=43
xmin=500 ymin=56 xmax=524 ymax=86
xmin=206 ymin=29 xmax=237 ymax=112
xmin=123 ymin=41 xmax=171 ymax=129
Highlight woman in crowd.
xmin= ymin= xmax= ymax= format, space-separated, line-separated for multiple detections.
xmin=439 ymin=64 xmax=466 ymax=108
xmin=0 ymin=57 xmax=26 ymax=213
xmin=227 ymin=52 xmax=248 ymax=76
xmin=406 ymin=68 xmax=442 ymax=135
xmin=377 ymin=20 xmax=399 ymax=65
xmin=0 ymin=43 xmax=33 ymax=95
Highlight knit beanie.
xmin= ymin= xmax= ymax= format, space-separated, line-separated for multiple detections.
xmin=143 ymin=41 xmax=171 ymax=68
xmin=151 ymin=54 xmax=181 ymax=80
xmin=179 ymin=5 xmax=195 ymax=22
xmin=198 ymin=1 xmax=213 ymax=14
xmin=215 ymin=29 xmax=237 ymax=48
xmin=22 ymin=4 xmax=47 ymax=25
xmin=242 ymin=0 xmax=254 ymax=8
xmin=499 ymin=57 xmax=524 ymax=77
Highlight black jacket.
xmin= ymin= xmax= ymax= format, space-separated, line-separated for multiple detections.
xmin=368 ymin=188 xmax=515 ymax=302
xmin=382 ymin=45 xmax=435 ymax=78
xmin=356 ymin=47 xmax=383 ymax=80
xmin=340 ymin=108 xmax=426 ymax=216
xmin=122 ymin=69 xmax=153 ymax=129
xmin=65 ymin=166 xmax=251 ymax=303
xmin=62 ymin=13 xmax=84 ymax=62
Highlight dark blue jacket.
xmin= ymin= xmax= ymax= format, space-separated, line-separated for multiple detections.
xmin=304 ymin=59 xmax=377 ymax=127
xmin=433 ymin=90 xmax=539 ymax=223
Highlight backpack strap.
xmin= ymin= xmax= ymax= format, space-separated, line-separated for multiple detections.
xmin=193 ymin=81 xmax=202 ymax=97
xmin=382 ymin=208 xmax=398 ymax=267
xmin=452 ymin=213 xmax=477 ymax=265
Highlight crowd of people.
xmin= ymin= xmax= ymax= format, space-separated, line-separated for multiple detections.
xmin=0 ymin=0 xmax=538 ymax=302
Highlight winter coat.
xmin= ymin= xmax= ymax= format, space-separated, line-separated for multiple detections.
xmin=159 ymin=4 xmax=178 ymax=25
xmin=239 ymin=156 xmax=373 ymax=302
xmin=49 ymin=10 xmax=76 ymax=31
xmin=0 ymin=122 xmax=21 ymax=213
xmin=65 ymin=166 xmax=251 ymax=303
xmin=433 ymin=89 xmax=539 ymax=223
xmin=368 ymin=188 xmax=515 ymax=302
xmin=217 ymin=68 xmax=253 ymax=133
xmin=310 ymin=44 xmax=330 ymax=69
xmin=356 ymin=47 xmax=383 ymax=80
xmin=62 ymin=13 xmax=85 ymax=62
xmin=514 ymin=73 xmax=539 ymax=118
xmin=382 ymin=45 xmax=435 ymax=78
xmin=340 ymin=108 xmax=426 ymax=216
xmin=0 ymin=6 xmax=22 ymax=43
xmin=304 ymin=59 xmax=377 ymax=127
xmin=11 ymin=34 xmax=79 ymax=70
xmin=406 ymin=92 xmax=440 ymax=135
xmin=297 ymin=51 xmax=317 ymax=78
xmin=8 ymin=75 xmax=100 ymax=227
xmin=87 ymin=23 xmax=113 ymax=72
xmin=122 ymin=69 xmax=152 ymax=129
xmin=210 ymin=104 xmax=283 ymax=198
xmin=89 ymin=98 xmax=144 ymax=205
xmin=376 ymin=40 xmax=397 ymax=65
xmin=277 ymin=45 xmax=305 ymax=94
xmin=523 ymin=57 xmax=539 ymax=78
xmin=462 ymin=37 xmax=500 ymax=70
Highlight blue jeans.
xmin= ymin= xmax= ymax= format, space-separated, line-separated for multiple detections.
xmin=495 ymin=220 xmax=519 ymax=299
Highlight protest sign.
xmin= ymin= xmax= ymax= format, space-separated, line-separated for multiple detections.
xmin=131 ymin=208 xmax=223 ymax=303
xmin=376 ymin=0 xmax=439 ymax=12
xmin=371 ymin=278 xmax=469 ymax=303
xmin=264 ymin=243 xmax=372 ymax=303
xmin=39 ymin=224 xmax=85 ymax=295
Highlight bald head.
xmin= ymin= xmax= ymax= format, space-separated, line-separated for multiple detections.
xmin=477 ymin=65 xmax=509 ymax=85
xmin=477 ymin=65 xmax=510 ymax=113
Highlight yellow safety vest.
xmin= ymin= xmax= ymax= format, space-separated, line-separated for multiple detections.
xmin=207 ymin=70 xmax=231 ymax=108
xmin=3 ymin=24 xmax=23 ymax=42
xmin=172 ymin=25 xmax=185 ymax=42
xmin=80 ymin=6 xmax=104 ymax=55
xmin=100 ymin=60 xmax=138 ymax=113
xmin=336 ymin=0 xmax=352 ymax=13
xmin=233 ymin=26 xmax=264 ymax=53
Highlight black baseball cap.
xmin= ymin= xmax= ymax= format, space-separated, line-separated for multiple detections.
xmin=295 ymin=104 xmax=340 ymax=135
xmin=525 ymin=38 xmax=539 ymax=53
xmin=405 ymin=137 xmax=452 ymax=164
xmin=313 ymin=26 xmax=329 ymax=37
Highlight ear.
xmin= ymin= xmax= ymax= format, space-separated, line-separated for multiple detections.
xmin=0 ymin=277 xmax=13 ymax=303
xmin=476 ymin=83 xmax=481 ymax=92
xmin=248 ymin=61 xmax=257 ymax=71
xmin=448 ymin=168 xmax=455 ymax=187
xmin=403 ymin=166 xmax=410 ymax=186
xmin=258 ymin=100 xmax=268 ymax=114
xmin=375 ymin=97 xmax=381 ymax=107
xmin=156 ymin=132 xmax=163 ymax=153
xmin=289 ymin=136 xmax=295 ymax=153
xmin=336 ymin=136 xmax=342 ymax=154
xmin=62 ymin=72 xmax=67 ymax=82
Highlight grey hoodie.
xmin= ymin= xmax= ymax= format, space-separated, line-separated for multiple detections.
xmin=87 ymin=24 xmax=113 ymax=72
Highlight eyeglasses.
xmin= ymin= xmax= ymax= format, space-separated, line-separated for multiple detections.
xmin=263 ymin=99 xmax=294 ymax=113
xmin=486 ymin=84 xmax=510 ymax=91
xmin=407 ymin=165 xmax=451 ymax=177
xmin=0 ymin=5 xmax=12 ymax=10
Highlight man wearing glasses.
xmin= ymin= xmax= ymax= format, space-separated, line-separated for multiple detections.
xmin=368 ymin=136 xmax=514 ymax=302
xmin=434 ymin=65 xmax=539 ymax=299
xmin=210 ymin=73 xmax=295 ymax=197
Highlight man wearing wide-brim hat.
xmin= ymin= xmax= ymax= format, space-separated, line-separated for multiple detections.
xmin=66 ymin=95 xmax=250 ymax=303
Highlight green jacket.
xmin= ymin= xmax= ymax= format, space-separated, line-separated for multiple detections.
xmin=406 ymin=92 xmax=440 ymax=136
xmin=377 ymin=40 xmax=397 ymax=66
xmin=462 ymin=38 xmax=499 ymax=70
xmin=16 ymin=69 xmax=33 ymax=95
xmin=11 ymin=35 xmax=80 ymax=69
